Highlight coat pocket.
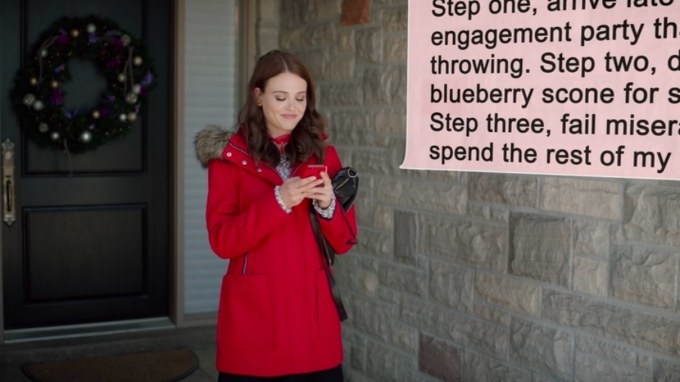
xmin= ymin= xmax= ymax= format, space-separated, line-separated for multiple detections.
xmin=316 ymin=270 xmax=341 ymax=342
xmin=218 ymin=274 xmax=275 ymax=349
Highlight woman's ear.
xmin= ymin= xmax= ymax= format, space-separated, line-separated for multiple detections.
xmin=253 ymin=88 xmax=263 ymax=106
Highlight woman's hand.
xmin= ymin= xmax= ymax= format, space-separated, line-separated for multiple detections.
xmin=278 ymin=176 xmax=324 ymax=209
xmin=305 ymin=171 xmax=333 ymax=209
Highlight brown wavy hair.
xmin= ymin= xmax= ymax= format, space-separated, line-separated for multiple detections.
xmin=238 ymin=50 xmax=327 ymax=166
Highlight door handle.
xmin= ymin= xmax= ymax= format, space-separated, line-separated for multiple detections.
xmin=2 ymin=138 xmax=16 ymax=226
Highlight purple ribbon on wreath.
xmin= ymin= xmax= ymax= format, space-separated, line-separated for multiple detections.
xmin=56 ymin=29 xmax=69 ymax=45
xmin=50 ymin=88 xmax=64 ymax=105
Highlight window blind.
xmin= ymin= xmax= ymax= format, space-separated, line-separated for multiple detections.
xmin=183 ymin=0 xmax=238 ymax=314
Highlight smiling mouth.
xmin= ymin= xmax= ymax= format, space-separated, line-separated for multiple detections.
xmin=282 ymin=114 xmax=298 ymax=119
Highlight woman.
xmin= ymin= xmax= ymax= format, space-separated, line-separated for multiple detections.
xmin=195 ymin=50 xmax=357 ymax=381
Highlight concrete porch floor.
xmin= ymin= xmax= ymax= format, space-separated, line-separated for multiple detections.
xmin=0 ymin=325 xmax=218 ymax=381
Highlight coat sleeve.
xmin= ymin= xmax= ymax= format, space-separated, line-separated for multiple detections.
xmin=205 ymin=159 xmax=290 ymax=259
xmin=317 ymin=146 xmax=358 ymax=255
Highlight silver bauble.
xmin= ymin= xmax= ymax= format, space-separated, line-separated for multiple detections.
xmin=38 ymin=123 xmax=49 ymax=133
xmin=32 ymin=100 xmax=44 ymax=111
xmin=23 ymin=94 xmax=36 ymax=106
xmin=50 ymin=131 xmax=60 ymax=141
xmin=132 ymin=84 xmax=141 ymax=94
xmin=80 ymin=131 xmax=92 ymax=143
xmin=86 ymin=24 xmax=96 ymax=34
xmin=119 ymin=113 xmax=127 ymax=122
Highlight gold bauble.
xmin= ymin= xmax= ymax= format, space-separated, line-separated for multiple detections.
xmin=70 ymin=29 xmax=80 ymax=38
xmin=127 ymin=112 xmax=137 ymax=122
xmin=92 ymin=110 xmax=100 ymax=119
xmin=50 ymin=80 xmax=59 ymax=88
xmin=133 ymin=56 xmax=143 ymax=66
xmin=30 ymin=77 xmax=38 ymax=86
xmin=117 ymin=73 xmax=126 ymax=82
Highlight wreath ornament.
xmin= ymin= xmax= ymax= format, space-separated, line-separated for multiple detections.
xmin=11 ymin=16 xmax=155 ymax=154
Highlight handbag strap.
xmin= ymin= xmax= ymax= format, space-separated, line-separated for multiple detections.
xmin=309 ymin=205 xmax=348 ymax=321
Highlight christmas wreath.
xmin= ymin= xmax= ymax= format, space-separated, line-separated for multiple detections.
xmin=10 ymin=15 xmax=155 ymax=153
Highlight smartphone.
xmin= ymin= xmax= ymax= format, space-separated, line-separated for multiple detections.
xmin=302 ymin=164 xmax=326 ymax=179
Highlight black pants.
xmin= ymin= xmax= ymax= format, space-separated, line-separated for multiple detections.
xmin=218 ymin=365 xmax=344 ymax=382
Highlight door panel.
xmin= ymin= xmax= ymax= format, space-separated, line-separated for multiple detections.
xmin=26 ymin=206 xmax=145 ymax=301
xmin=1 ymin=0 xmax=172 ymax=329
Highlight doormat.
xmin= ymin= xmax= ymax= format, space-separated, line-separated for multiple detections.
xmin=21 ymin=348 xmax=199 ymax=382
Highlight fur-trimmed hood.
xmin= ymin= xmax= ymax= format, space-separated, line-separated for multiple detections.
xmin=194 ymin=125 xmax=233 ymax=168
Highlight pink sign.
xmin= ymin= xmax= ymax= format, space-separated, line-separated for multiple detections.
xmin=402 ymin=0 xmax=680 ymax=180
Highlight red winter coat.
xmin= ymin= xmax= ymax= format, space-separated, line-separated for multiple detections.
xmin=202 ymin=129 xmax=357 ymax=377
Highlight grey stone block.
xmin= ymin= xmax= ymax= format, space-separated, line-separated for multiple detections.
xmin=509 ymin=317 xmax=573 ymax=379
xmin=510 ymin=213 xmax=570 ymax=286
xmin=543 ymin=290 xmax=680 ymax=356
xmin=611 ymin=245 xmax=676 ymax=309
xmin=420 ymin=214 xmax=505 ymax=272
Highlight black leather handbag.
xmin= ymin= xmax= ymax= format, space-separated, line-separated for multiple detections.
xmin=331 ymin=167 xmax=358 ymax=212
xmin=309 ymin=166 xmax=358 ymax=321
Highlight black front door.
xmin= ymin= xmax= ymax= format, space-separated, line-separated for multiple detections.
xmin=0 ymin=0 xmax=173 ymax=329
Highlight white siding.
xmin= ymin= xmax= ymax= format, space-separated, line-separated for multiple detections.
xmin=183 ymin=0 xmax=238 ymax=314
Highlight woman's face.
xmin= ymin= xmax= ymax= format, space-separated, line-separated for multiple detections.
xmin=254 ymin=72 xmax=308 ymax=138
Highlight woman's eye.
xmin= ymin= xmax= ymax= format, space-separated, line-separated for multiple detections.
xmin=296 ymin=98 xmax=305 ymax=102
xmin=275 ymin=97 xmax=286 ymax=102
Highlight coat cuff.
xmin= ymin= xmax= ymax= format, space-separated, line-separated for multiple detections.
xmin=274 ymin=185 xmax=292 ymax=214
xmin=313 ymin=196 xmax=336 ymax=220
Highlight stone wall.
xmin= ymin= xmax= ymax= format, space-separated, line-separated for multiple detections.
xmin=265 ymin=0 xmax=680 ymax=381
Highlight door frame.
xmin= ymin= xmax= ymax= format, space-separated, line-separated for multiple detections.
xmin=0 ymin=0 xmax=258 ymax=343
